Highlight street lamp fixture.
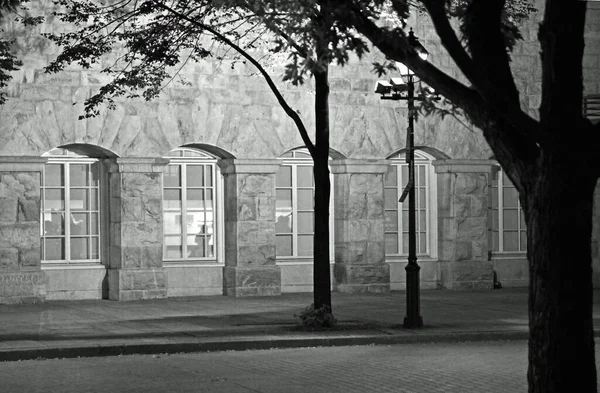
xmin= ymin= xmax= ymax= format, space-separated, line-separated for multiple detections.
xmin=374 ymin=28 xmax=428 ymax=329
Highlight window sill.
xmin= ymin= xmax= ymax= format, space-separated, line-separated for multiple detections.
xmin=276 ymin=258 xmax=334 ymax=265
xmin=490 ymin=252 xmax=527 ymax=260
xmin=163 ymin=260 xmax=222 ymax=267
xmin=41 ymin=263 xmax=105 ymax=270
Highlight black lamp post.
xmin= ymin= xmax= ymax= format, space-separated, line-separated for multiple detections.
xmin=374 ymin=28 xmax=429 ymax=329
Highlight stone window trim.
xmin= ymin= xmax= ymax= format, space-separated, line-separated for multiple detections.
xmin=162 ymin=148 xmax=225 ymax=265
xmin=489 ymin=163 xmax=527 ymax=254
xmin=40 ymin=151 xmax=106 ymax=265
xmin=275 ymin=149 xmax=335 ymax=262
xmin=385 ymin=150 xmax=439 ymax=259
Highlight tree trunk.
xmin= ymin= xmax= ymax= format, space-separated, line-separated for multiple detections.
xmin=312 ymin=66 xmax=332 ymax=311
xmin=526 ymin=155 xmax=597 ymax=392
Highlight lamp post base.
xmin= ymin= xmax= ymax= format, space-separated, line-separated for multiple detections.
xmin=403 ymin=261 xmax=423 ymax=329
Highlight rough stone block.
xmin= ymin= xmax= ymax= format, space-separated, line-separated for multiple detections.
xmin=0 ymin=271 xmax=46 ymax=303
xmin=438 ymin=260 xmax=493 ymax=290
xmin=108 ymin=268 xmax=167 ymax=301
xmin=334 ymin=263 xmax=390 ymax=293
xmin=0 ymin=248 xmax=18 ymax=270
xmin=19 ymin=247 xmax=40 ymax=268
xmin=223 ymin=265 xmax=281 ymax=297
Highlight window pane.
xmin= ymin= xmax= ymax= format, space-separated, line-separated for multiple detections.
xmin=295 ymin=151 xmax=312 ymax=159
xmin=385 ymin=233 xmax=398 ymax=254
xmin=45 ymin=164 xmax=64 ymax=186
xmin=419 ymin=233 xmax=427 ymax=254
xmin=419 ymin=188 xmax=426 ymax=207
xmin=45 ymin=189 xmax=65 ymax=211
xmin=418 ymin=165 xmax=426 ymax=185
xmin=298 ymin=235 xmax=313 ymax=256
xmin=384 ymin=166 xmax=397 ymax=187
xmin=520 ymin=231 xmax=527 ymax=251
xmin=44 ymin=238 xmax=64 ymax=260
xmin=297 ymin=212 xmax=313 ymax=233
xmin=276 ymin=189 xmax=292 ymax=209
xmin=186 ymin=165 xmax=204 ymax=187
xmin=275 ymin=213 xmax=292 ymax=233
xmin=187 ymin=235 xmax=206 ymax=257
xmin=165 ymin=236 xmax=183 ymax=258
xmin=503 ymin=187 xmax=519 ymax=208
xmin=187 ymin=212 xmax=208 ymax=234
xmin=402 ymin=233 xmax=409 ymax=254
xmin=164 ymin=165 xmax=181 ymax=187
xmin=206 ymin=166 xmax=213 ymax=187
xmin=503 ymin=231 xmax=519 ymax=251
xmin=90 ymin=189 xmax=99 ymax=210
xmin=276 ymin=166 xmax=292 ymax=187
xmin=503 ymin=210 xmax=519 ymax=230
xmin=492 ymin=230 xmax=499 ymax=251
xmin=385 ymin=210 xmax=398 ymax=232
xmin=187 ymin=189 xmax=205 ymax=209
xmin=69 ymin=164 xmax=88 ymax=186
xmin=90 ymin=163 xmax=100 ymax=186
xmin=402 ymin=210 xmax=409 ymax=231
xmin=91 ymin=237 xmax=99 ymax=259
xmin=419 ymin=210 xmax=427 ymax=232
xmin=70 ymin=237 xmax=88 ymax=260
xmin=276 ymin=235 xmax=292 ymax=256
xmin=70 ymin=213 xmax=88 ymax=236
xmin=163 ymin=189 xmax=182 ymax=210
xmin=491 ymin=187 xmax=498 ymax=208
xmin=164 ymin=213 xmax=182 ymax=234
xmin=90 ymin=213 xmax=100 ymax=235
xmin=44 ymin=213 xmax=64 ymax=235
xmin=297 ymin=166 xmax=313 ymax=188
xmin=520 ymin=211 xmax=526 ymax=229
xmin=297 ymin=189 xmax=314 ymax=211
xmin=385 ymin=189 xmax=398 ymax=210
xmin=70 ymin=189 xmax=88 ymax=211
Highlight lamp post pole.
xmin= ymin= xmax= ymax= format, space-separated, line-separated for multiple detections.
xmin=403 ymin=74 xmax=423 ymax=329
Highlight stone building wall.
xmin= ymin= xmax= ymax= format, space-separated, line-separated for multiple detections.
xmin=0 ymin=1 xmax=598 ymax=301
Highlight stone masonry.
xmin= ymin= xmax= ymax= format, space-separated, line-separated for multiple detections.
xmin=331 ymin=160 xmax=390 ymax=293
xmin=434 ymin=160 xmax=495 ymax=290
xmin=0 ymin=157 xmax=46 ymax=303
xmin=218 ymin=159 xmax=281 ymax=297
xmin=107 ymin=158 xmax=168 ymax=301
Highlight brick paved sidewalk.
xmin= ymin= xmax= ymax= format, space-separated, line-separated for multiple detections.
xmin=0 ymin=288 xmax=598 ymax=361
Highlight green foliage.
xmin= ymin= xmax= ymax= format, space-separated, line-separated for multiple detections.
xmin=295 ymin=303 xmax=337 ymax=329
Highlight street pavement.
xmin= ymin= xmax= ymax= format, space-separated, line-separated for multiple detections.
xmin=0 ymin=341 xmax=574 ymax=393
xmin=0 ymin=288 xmax=599 ymax=361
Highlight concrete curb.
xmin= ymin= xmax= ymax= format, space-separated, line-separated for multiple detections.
xmin=0 ymin=330 xmax=533 ymax=362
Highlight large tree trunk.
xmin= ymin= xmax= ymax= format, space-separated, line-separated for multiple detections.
xmin=526 ymin=155 xmax=597 ymax=392
xmin=312 ymin=66 xmax=332 ymax=311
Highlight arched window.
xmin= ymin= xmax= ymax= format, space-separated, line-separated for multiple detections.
xmin=275 ymin=149 xmax=333 ymax=259
xmin=163 ymin=148 xmax=222 ymax=262
xmin=490 ymin=166 xmax=527 ymax=252
xmin=41 ymin=148 xmax=102 ymax=263
xmin=385 ymin=150 xmax=437 ymax=258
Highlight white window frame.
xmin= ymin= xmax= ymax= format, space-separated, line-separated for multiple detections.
xmin=490 ymin=165 xmax=527 ymax=254
xmin=275 ymin=149 xmax=335 ymax=262
xmin=40 ymin=149 xmax=103 ymax=265
xmin=162 ymin=148 xmax=224 ymax=265
xmin=385 ymin=150 xmax=438 ymax=260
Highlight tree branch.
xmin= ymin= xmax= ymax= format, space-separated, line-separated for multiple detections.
xmin=151 ymin=0 xmax=316 ymax=155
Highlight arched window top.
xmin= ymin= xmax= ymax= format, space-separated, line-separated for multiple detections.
xmin=43 ymin=148 xmax=90 ymax=158
xmin=279 ymin=148 xmax=312 ymax=160
xmin=166 ymin=148 xmax=217 ymax=161
xmin=388 ymin=149 xmax=435 ymax=162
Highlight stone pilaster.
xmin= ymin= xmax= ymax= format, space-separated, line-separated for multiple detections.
xmin=330 ymin=159 xmax=390 ymax=293
xmin=433 ymin=159 xmax=495 ymax=290
xmin=106 ymin=158 xmax=168 ymax=301
xmin=218 ymin=159 xmax=281 ymax=297
xmin=0 ymin=157 xmax=46 ymax=303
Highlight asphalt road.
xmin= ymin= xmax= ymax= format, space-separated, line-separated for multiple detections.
xmin=0 ymin=340 xmax=588 ymax=393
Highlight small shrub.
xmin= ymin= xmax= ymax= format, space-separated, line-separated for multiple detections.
xmin=295 ymin=303 xmax=337 ymax=329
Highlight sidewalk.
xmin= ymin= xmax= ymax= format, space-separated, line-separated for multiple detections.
xmin=0 ymin=288 xmax=598 ymax=361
